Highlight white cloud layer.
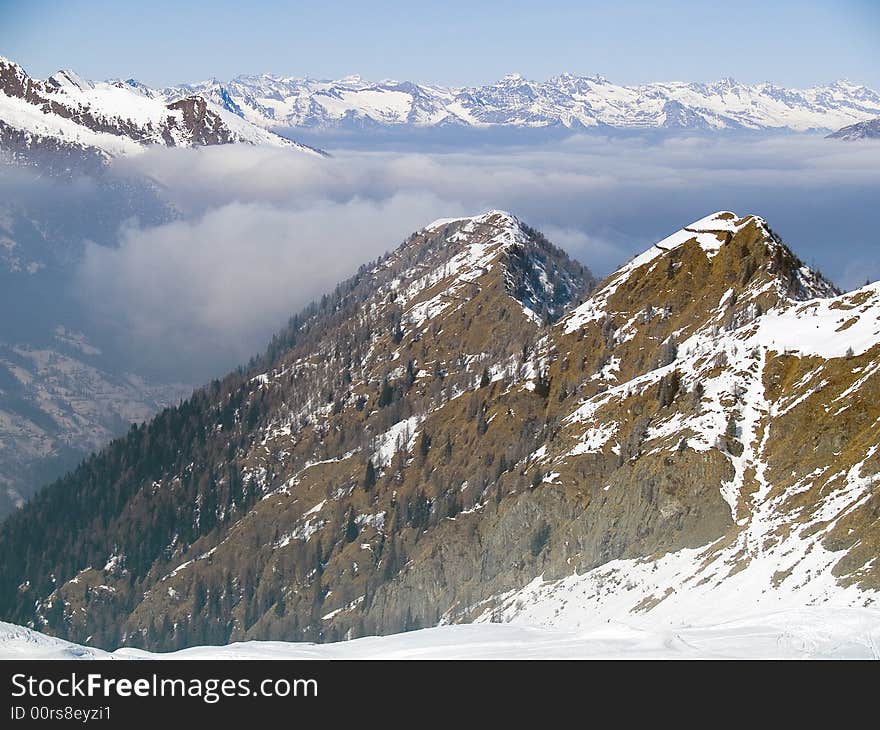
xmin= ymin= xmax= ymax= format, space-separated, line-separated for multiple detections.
xmin=78 ymin=133 xmax=880 ymax=380
xmin=77 ymin=192 xmax=462 ymax=378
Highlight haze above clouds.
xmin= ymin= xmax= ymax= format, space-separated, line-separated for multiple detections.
xmin=72 ymin=133 xmax=880 ymax=381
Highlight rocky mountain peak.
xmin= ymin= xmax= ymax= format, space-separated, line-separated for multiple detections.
xmin=565 ymin=210 xmax=837 ymax=332
xmin=117 ymin=78 xmax=157 ymax=98
xmin=389 ymin=210 xmax=593 ymax=328
xmin=556 ymin=212 xmax=842 ymax=427
xmin=0 ymin=57 xmax=35 ymax=100
xmin=165 ymin=95 xmax=236 ymax=146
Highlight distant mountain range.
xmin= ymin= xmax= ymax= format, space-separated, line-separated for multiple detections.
xmin=3 ymin=55 xmax=879 ymax=160
xmin=159 ymin=71 xmax=880 ymax=133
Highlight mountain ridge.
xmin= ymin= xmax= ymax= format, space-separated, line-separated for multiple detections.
xmin=0 ymin=209 xmax=877 ymax=651
xmin=0 ymin=56 xmax=323 ymax=168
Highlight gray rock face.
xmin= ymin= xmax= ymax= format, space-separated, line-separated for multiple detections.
xmin=827 ymin=117 xmax=880 ymax=140
xmin=365 ymin=448 xmax=734 ymax=632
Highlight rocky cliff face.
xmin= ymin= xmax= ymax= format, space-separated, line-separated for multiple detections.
xmin=0 ymin=210 xmax=877 ymax=650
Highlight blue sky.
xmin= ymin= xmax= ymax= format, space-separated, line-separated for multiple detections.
xmin=1 ymin=0 xmax=878 ymax=88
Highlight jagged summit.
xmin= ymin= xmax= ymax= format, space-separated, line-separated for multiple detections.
xmin=623 ymin=211 xmax=796 ymax=267
xmin=0 ymin=57 xmax=32 ymax=99
xmin=47 ymin=69 xmax=93 ymax=92
xmin=0 ymin=57 xmax=24 ymax=74
xmin=619 ymin=210 xmax=753 ymax=274
xmin=396 ymin=210 xmax=593 ymax=326
xmin=563 ymin=210 xmax=837 ymax=337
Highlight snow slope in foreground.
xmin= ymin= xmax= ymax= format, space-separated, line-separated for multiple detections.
xmin=2 ymin=609 xmax=879 ymax=659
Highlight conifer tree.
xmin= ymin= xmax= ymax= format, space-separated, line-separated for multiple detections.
xmin=345 ymin=511 xmax=359 ymax=543
xmin=480 ymin=367 xmax=491 ymax=388
xmin=363 ymin=459 xmax=377 ymax=491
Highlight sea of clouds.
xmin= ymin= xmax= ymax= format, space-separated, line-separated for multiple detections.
xmin=10 ymin=132 xmax=879 ymax=382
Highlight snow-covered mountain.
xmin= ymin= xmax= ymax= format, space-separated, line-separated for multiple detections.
xmin=828 ymin=117 xmax=880 ymax=140
xmin=0 ymin=56 xmax=321 ymax=166
xmin=160 ymin=72 xmax=880 ymax=132
xmin=4 ymin=55 xmax=878 ymax=160
xmin=5 ymin=55 xmax=877 ymax=164
xmin=1 ymin=210 xmax=878 ymax=657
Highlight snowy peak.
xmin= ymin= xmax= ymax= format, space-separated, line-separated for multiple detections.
xmin=0 ymin=57 xmax=31 ymax=98
xmin=0 ymin=56 xmax=319 ymax=166
xmin=562 ymin=210 xmax=839 ymax=344
xmin=616 ymin=210 xmax=835 ymax=299
xmin=47 ymin=69 xmax=93 ymax=93
xmin=421 ymin=209 xmax=521 ymax=235
xmin=116 ymin=78 xmax=157 ymax=99
xmin=626 ymin=211 xmax=785 ymax=267
xmin=645 ymin=210 xmax=757 ymax=260
xmin=384 ymin=210 xmax=593 ymax=330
